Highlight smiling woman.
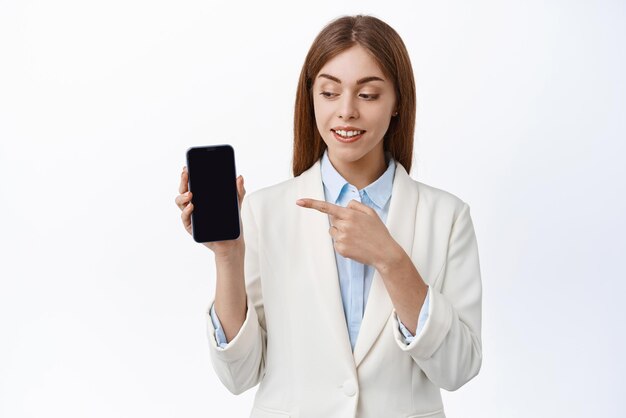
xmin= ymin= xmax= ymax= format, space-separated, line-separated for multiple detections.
xmin=177 ymin=14 xmax=483 ymax=418
xmin=310 ymin=44 xmax=398 ymax=189
xmin=293 ymin=15 xmax=416 ymax=183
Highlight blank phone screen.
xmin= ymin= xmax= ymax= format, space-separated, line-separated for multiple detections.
xmin=186 ymin=145 xmax=240 ymax=242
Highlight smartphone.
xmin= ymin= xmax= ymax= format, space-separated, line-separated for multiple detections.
xmin=185 ymin=145 xmax=240 ymax=243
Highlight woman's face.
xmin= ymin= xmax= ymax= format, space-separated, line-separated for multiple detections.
xmin=312 ymin=44 xmax=397 ymax=165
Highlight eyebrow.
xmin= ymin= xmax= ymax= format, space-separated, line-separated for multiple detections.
xmin=317 ymin=74 xmax=385 ymax=85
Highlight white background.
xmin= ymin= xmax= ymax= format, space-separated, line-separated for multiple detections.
xmin=1 ymin=0 xmax=625 ymax=417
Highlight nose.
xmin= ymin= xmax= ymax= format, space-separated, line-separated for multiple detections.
xmin=338 ymin=95 xmax=359 ymax=120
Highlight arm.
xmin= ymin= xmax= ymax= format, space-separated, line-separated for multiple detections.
xmin=206 ymin=194 xmax=267 ymax=395
xmin=213 ymin=246 xmax=247 ymax=343
xmin=380 ymin=203 xmax=482 ymax=391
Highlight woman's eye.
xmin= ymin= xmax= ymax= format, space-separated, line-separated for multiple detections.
xmin=319 ymin=91 xmax=378 ymax=100
xmin=359 ymin=93 xmax=379 ymax=100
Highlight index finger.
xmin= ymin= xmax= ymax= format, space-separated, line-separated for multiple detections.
xmin=296 ymin=198 xmax=347 ymax=218
xmin=179 ymin=167 xmax=189 ymax=194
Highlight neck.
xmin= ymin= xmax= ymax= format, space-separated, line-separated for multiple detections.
xmin=328 ymin=148 xmax=388 ymax=190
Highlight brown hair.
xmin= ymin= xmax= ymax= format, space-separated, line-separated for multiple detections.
xmin=292 ymin=15 xmax=416 ymax=177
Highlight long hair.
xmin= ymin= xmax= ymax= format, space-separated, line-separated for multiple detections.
xmin=293 ymin=15 xmax=416 ymax=177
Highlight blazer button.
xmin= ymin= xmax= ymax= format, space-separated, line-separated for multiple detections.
xmin=342 ymin=379 xmax=357 ymax=397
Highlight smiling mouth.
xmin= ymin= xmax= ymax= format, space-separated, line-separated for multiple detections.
xmin=332 ymin=129 xmax=365 ymax=138
xmin=331 ymin=129 xmax=366 ymax=143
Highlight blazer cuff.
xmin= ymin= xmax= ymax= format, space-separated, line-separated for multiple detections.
xmin=209 ymin=303 xmax=229 ymax=348
xmin=398 ymin=287 xmax=431 ymax=344
xmin=392 ymin=288 xmax=453 ymax=359
xmin=206 ymin=297 xmax=260 ymax=362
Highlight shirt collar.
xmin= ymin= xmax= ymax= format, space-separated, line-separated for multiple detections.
xmin=320 ymin=148 xmax=396 ymax=209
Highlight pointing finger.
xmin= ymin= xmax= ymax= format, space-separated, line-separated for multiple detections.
xmin=296 ymin=198 xmax=347 ymax=218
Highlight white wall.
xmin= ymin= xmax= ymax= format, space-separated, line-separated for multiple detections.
xmin=1 ymin=1 xmax=624 ymax=417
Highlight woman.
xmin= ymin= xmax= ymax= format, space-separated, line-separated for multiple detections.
xmin=175 ymin=15 xmax=482 ymax=418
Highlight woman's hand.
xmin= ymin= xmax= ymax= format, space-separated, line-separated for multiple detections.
xmin=175 ymin=166 xmax=246 ymax=259
xmin=295 ymin=198 xmax=402 ymax=269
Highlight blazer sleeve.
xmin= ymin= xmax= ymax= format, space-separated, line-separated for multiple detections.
xmin=391 ymin=202 xmax=482 ymax=391
xmin=206 ymin=193 xmax=267 ymax=395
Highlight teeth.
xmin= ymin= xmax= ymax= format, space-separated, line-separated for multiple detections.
xmin=335 ymin=130 xmax=363 ymax=138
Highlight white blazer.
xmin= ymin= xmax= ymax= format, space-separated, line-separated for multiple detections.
xmin=207 ymin=158 xmax=482 ymax=418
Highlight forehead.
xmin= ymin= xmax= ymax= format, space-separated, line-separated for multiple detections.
xmin=316 ymin=44 xmax=386 ymax=84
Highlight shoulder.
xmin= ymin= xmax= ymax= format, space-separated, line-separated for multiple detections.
xmin=416 ymin=180 xmax=466 ymax=210
xmin=244 ymin=161 xmax=317 ymax=210
xmin=395 ymin=162 xmax=468 ymax=217
xmin=243 ymin=176 xmax=298 ymax=212
xmin=408 ymin=176 xmax=470 ymax=224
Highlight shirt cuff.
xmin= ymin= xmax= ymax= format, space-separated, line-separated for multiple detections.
xmin=398 ymin=287 xmax=430 ymax=345
xmin=209 ymin=303 xmax=229 ymax=349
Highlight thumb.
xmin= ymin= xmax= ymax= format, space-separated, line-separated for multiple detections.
xmin=237 ymin=175 xmax=246 ymax=209
xmin=347 ymin=198 xmax=373 ymax=214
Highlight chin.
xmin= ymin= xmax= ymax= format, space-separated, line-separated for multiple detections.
xmin=328 ymin=146 xmax=373 ymax=163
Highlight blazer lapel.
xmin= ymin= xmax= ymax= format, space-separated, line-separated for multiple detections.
xmin=353 ymin=162 xmax=419 ymax=368
xmin=296 ymin=159 xmax=419 ymax=369
xmin=296 ymin=160 xmax=355 ymax=367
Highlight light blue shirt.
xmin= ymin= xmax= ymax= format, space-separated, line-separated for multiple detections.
xmin=210 ymin=149 xmax=430 ymax=350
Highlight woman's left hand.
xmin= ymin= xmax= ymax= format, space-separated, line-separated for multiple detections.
xmin=296 ymin=198 xmax=400 ymax=269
